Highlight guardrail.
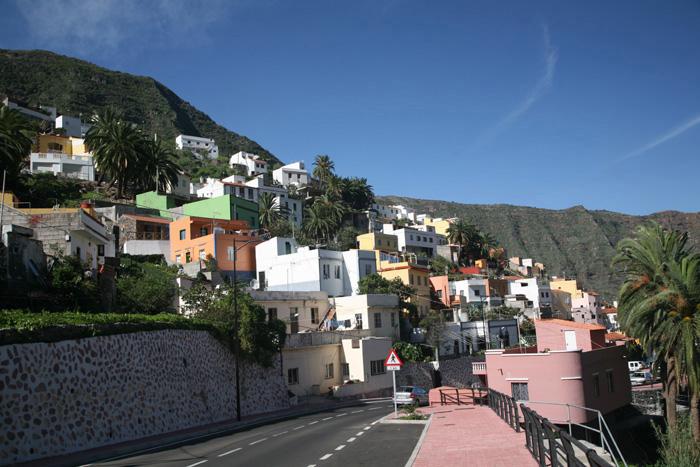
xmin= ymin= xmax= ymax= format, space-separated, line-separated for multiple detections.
xmin=520 ymin=404 xmax=617 ymax=467
xmin=487 ymin=389 xmax=520 ymax=432
xmin=438 ymin=387 xmax=488 ymax=407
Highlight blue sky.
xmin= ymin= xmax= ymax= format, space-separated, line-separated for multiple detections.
xmin=2 ymin=0 xmax=700 ymax=215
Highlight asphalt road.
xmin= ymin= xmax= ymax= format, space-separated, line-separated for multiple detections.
xmin=87 ymin=401 xmax=425 ymax=467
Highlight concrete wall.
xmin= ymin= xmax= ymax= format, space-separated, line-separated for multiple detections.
xmin=0 ymin=329 xmax=288 ymax=466
xmin=395 ymin=356 xmax=486 ymax=390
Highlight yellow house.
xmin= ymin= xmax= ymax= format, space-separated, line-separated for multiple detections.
xmin=31 ymin=134 xmax=95 ymax=181
xmin=378 ymin=261 xmax=432 ymax=318
xmin=550 ymin=278 xmax=583 ymax=300
xmin=423 ymin=218 xmax=455 ymax=237
xmin=34 ymin=134 xmax=88 ymax=155
xmin=356 ymin=232 xmax=400 ymax=269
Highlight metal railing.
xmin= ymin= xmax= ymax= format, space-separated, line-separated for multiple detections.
xmin=438 ymin=387 xmax=488 ymax=407
xmin=520 ymin=404 xmax=620 ymax=467
xmin=519 ymin=401 xmax=626 ymax=467
xmin=487 ymin=389 xmax=520 ymax=432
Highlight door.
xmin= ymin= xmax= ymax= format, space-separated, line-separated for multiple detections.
xmin=564 ymin=330 xmax=577 ymax=350
xmin=290 ymin=314 xmax=299 ymax=334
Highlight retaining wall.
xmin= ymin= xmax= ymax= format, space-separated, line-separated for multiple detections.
xmin=0 ymin=329 xmax=288 ymax=465
xmin=395 ymin=356 xmax=486 ymax=389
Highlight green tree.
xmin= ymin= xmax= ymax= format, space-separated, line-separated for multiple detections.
xmin=420 ymin=310 xmax=448 ymax=361
xmin=324 ymin=173 xmax=346 ymax=199
xmin=312 ymin=154 xmax=335 ymax=187
xmin=50 ymin=253 xmax=98 ymax=299
xmin=0 ymin=104 xmax=32 ymax=182
xmin=334 ymin=226 xmax=360 ymax=251
xmin=85 ymin=110 xmax=146 ymax=198
xmin=446 ymin=219 xmax=479 ymax=266
xmin=612 ymin=222 xmax=700 ymax=438
xmin=258 ymin=192 xmax=283 ymax=231
xmin=139 ymin=139 xmax=181 ymax=193
xmin=302 ymin=203 xmax=334 ymax=243
xmin=341 ymin=177 xmax=374 ymax=211
xmin=392 ymin=341 xmax=425 ymax=362
xmin=182 ymin=283 xmax=287 ymax=367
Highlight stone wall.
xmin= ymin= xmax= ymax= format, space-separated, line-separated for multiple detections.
xmin=395 ymin=356 xmax=485 ymax=389
xmin=0 ymin=329 xmax=288 ymax=465
xmin=631 ymin=387 xmax=664 ymax=416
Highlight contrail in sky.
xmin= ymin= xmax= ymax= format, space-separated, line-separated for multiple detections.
xmin=614 ymin=113 xmax=700 ymax=163
xmin=470 ymin=23 xmax=557 ymax=152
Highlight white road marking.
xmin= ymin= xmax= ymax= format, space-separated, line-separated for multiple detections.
xmin=357 ymin=432 xmax=364 ymax=436
xmin=320 ymin=454 xmax=333 ymax=460
xmin=335 ymin=445 xmax=346 ymax=451
xmin=371 ymin=420 xmax=379 ymax=425
xmin=186 ymin=461 xmax=207 ymax=467
xmin=218 ymin=448 xmax=241 ymax=457
xmin=347 ymin=437 xmax=356 ymax=443
xmin=336 ymin=413 xmax=347 ymax=417
xmin=364 ymin=426 xmax=371 ymax=430
xmin=249 ymin=438 xmax=267 ymax=445
xmin=323 ymin=417 xmax=333 ymax=420
xmin=352 ymin=410 xmax=363 ymax=413
xmin=273 ymin=431 xmax=288 ymax=437
xmin=369 ymin=407 xmax=381 ymax=410
xmin=293 ymin=425 xmax=305 ymax=430
xmin=308 ymin=465 xmax=316 ymax=467
xmin=309 ymin=421 xmax=319 ymax=425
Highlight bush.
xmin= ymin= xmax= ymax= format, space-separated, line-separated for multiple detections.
xmin=653 ymin=415 xmax=700 ymax=466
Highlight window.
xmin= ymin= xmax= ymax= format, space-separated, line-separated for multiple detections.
xmin=355 ymin=313 xmax=363 ymax=330
xmin=200 ymin=227 xmax=208 ymax=236
xmin=370 ymin=360 xmax=385 ymax=375
xmin=424 ymin=276 xmax=428 ymax=286
xmin=374 ymin=312 xmax=382 ymax=328
xmin=429 ymin=238 xmax=433 ymax=243
xmin=410 ymin=235 xmax=414 ymax=240
xmin=593 ymin=374 xmax=600 ymax=397
xmin=228 ymin=246 xmax=235 ymax=261
xmin=511 ymin=382 xmax=529 ymax=401
xmin=342 ymin=363 xmax=350 ymax=378
xmin=268 ymin=308 xmax=277 ymax=320
xmin=185 ymin=252 xmax=191 ymax=263
xmin=521 ymin=283 xmax=529 ymax=287
xmin=199 ymin=249 xmax=206 ymax=260
xmin=311 ymin=307 xmax=319 ymax=324
xmin=391 ymin=312 xmax=396 ymax=327
xmin=334 ymin=265 xmax=341 ymax=279
xmin=377 ymin=239 xmax=382 ymax=246
xmin=322 ymin=264 xmax=330 ymax=279
xmin=325 ymin=363 xmax=334 ymax=379
xmin=290 ymin=310 xmax=299 ymax=333
xmin=176 ymin=255 xmax=181 ymax=263
xmin=288 ymin=368 xmax=299 ymax=385
xmin=98 ymin=245 xmax=105 ymax=256
xmin=474 ymin=289 xmax=480 ymax=296
xmin=606 ymin=371 xmax=614 ymax=393
xmin=179 ymin=229 xmax=186 ymax=240
xmin=365 ymin=264 xmax=372 ymax=276
xmin=410 ymin=274 xmax=414 ymax=285
xmin=394 ymin=241 xmax=397 ymax=247
xmin=285 ymin=242 xmax=292 ymax=254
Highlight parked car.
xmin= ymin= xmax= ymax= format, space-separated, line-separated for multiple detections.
xmin=393 ymin=386 xmax=429 ymax=406
xmin=628 ymin=361 xmax=646 ymax=372
xmin=630 ymin=371 xmax=654 ymax=386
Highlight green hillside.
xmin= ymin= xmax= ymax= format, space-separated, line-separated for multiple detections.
xmin=0 ymin=49 xmax=281 ymax=165
xmin=376 ymin=196 xmax=700 ymax=302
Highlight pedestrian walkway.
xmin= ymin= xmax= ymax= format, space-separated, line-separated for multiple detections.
xmin=410 ymin=405 xmax=537 ymax=467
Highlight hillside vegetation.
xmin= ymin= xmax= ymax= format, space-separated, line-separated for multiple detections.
xmin=0 ymin=49 xmax=280 ymax=165
xmin=376 ymin=196 xmax=700 ymax=301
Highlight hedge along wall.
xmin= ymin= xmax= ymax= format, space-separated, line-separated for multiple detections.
xmin=395 ymin=356 xmax=486 ymax=389
xmin=0 ymin=329 xmax=289 ymax=465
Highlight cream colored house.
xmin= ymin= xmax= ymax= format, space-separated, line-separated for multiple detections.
xmin=333 ymin=294 xmax=400 ymax=341
xmin=248 ymin=289 xmax=332 ymax=333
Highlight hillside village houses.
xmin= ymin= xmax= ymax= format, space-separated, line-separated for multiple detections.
xmin=2 ymin=112 xmax=631 ymax=417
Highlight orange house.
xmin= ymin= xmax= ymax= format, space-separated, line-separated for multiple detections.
xmin=169 ymin=216 xmax=263 ymax=281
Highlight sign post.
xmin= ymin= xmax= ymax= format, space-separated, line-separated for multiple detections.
xmin=385 ymin=349 xmax=403 ymax=419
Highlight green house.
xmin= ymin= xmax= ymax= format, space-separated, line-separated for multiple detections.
xmin=136 ymin=191 xmax=189 ymax=219
xmin=183 ymin=195 xmax=259 ymax=230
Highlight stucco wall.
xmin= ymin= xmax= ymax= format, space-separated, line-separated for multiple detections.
xmin=0 ymin=329 xmax=288 ymax=465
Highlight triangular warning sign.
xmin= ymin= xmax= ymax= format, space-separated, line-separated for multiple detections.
xmin=385 ymin=349 xmax=403 ymax=366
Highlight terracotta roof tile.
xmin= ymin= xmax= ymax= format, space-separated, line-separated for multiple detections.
xmin=538 ymin=318 xmax=607 ymax=330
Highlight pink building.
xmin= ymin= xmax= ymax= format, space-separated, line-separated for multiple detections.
xmin=473 ymin=319 xmax=631 ymax=424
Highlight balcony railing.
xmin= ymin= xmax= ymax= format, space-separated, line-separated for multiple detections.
xmin=472 ymin=362 xmax=487 ymax=374
xmin=284 ymin=329 xmax=371 ymax=349
xmin=124 ymin=231 xmax=169 ymax=241
xmin=33 ymin=152 xmax=93 ymax=162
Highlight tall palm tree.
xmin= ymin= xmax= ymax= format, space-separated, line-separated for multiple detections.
xmin=313 ymin=155 xmax=335 ymax=187
xmin=446 ymin=219 xmax=478 ymax=266
xmin=612 ymin=222 xmax=696 ymax=435
xmin=324 ymin=173 xmax=347 ymax=199
xmin=138 ymin=139 xmax=181 ymax=193
xmin=302 ymin=203 xmax=333 ymax=243
xmin=258 ymin=192 xmax=282 ymax=231
xmin=0 ymin=104 xmax=32 ymax=182
xmin=85 ymin=110 xmax=145 ymax=199
xmin=342 ymin=177 xmax=374 ymax=211
xmin=315 ymin=193 xmax=347 ymax=228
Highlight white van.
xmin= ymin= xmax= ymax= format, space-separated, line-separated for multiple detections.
xmin=628 ymin=361 xmax=645 ymax=372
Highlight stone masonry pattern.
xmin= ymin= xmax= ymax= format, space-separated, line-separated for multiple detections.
xmin=395 ymin=356 xmax=485 ymax=390
xmin=0 ymin=329 xmax=289 ymax=465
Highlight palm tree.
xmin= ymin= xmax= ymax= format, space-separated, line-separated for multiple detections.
xmin=258 ymin=192 xmax=282 ymax=231
xmin=446 ymin=219 xmax=478 ymax=266
xmin=342 ymin=177 xmax=374 ymax=211
xmin=313 ymin=155 xmax=335 ymax=187
xmin=302 ymin=203 xmax=333 ymax=243
xmin=477 ymin=231 xmax=498 ymax=259
xmin=612 ymin=222 xmax=697 ymax=435
xmin=0 ymin=104 xmax=32 ymax=182
xmin=315 ymin=193 xmax=347 ymax=227
xmin=324 ymin=173 xmax=346 ymax=199
xmin=138 ymin=140 xmax=181 ymax=193
xmin=85 ymin=110 xmax=145 ymax=199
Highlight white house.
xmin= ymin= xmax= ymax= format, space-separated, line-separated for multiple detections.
xmin=246 ymin=176 xmax=302 ymax=228
xmin=255 ymin=237 xmax=377 ymax=297
xmin=506 ymin=277 xmax=553 ymax=319
xmin=272 ymin=161 xmax=310 ymax=188
xmin=175 ymin=134 xmax=219 ymax=160
xmin=55 ymin=114 xmax=90 ymax=138
xmin=229 ymin=151 xmax=268 ymax=176
xmin=572 ymin=291 xmax=604 ymax=325
xmin=247 ymin=289 xmax=332 ymax=334
xmin=369 ymin=203 xmax=401 ymax=222
xmin=333 ymin=294 xmax=400 ymax=340
xmin=164 ymin=172 xmax=191 ymax=198
xmin=30 ymin=152 xmax=95 ymax=181
xmin=382 ymin=224 xmax=446 ymax=258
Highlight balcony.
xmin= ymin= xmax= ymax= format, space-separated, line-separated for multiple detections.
xmin=472 ymin=362 xmax=487 ymax=375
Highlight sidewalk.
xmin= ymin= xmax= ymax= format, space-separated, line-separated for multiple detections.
xmin=406 ymin=405 xmax=538 ymax=467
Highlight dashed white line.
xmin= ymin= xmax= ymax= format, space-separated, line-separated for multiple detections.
xmin=273 ymin=431 xmax=288 ymax=437
xmin=293 ymin=425 xmax=305 ymax=430
xmin=347 ymin=437 xmax=356 ymax=443
xmin=249 ymin=438 xmax=267 ymax=445
xmin=369 ymin=407 xmax=381 ymax=410
xmin=323 ymin=417 xmax=333 ymax=420
xmin=218 ymin=448 xmax=241 ymax=457
xmin=371 ymin=420 xmax=379 ymax=425
xmin=352 ymin=410 xmax=363 ymax=413
xmin=335 ymin=445 xmax=346 ymax=451
xmin=336 ymin=413 xmax=347 ymax=417
xmin=186 ymin=461 xmax=207 ymax=467
xmin=309 ymin=421 xmax=319 ymax=425
xmin=364 ymin=426 xmax=371 ymax=430
xmin=320 ymin=454 xmax=333 ymax=460
xmin=307 ymin=465 xmax=316 ymax=467
xmin=356 ymin=431 xmax=364 ymax=436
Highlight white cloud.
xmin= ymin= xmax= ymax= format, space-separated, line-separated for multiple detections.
xmin=614 ymin=113 xmax=700 ymax=163
xmin=13 ymin=0 xmax=235 ymax=54
xmin=470 ymin=23 xmax=558 ymax=152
